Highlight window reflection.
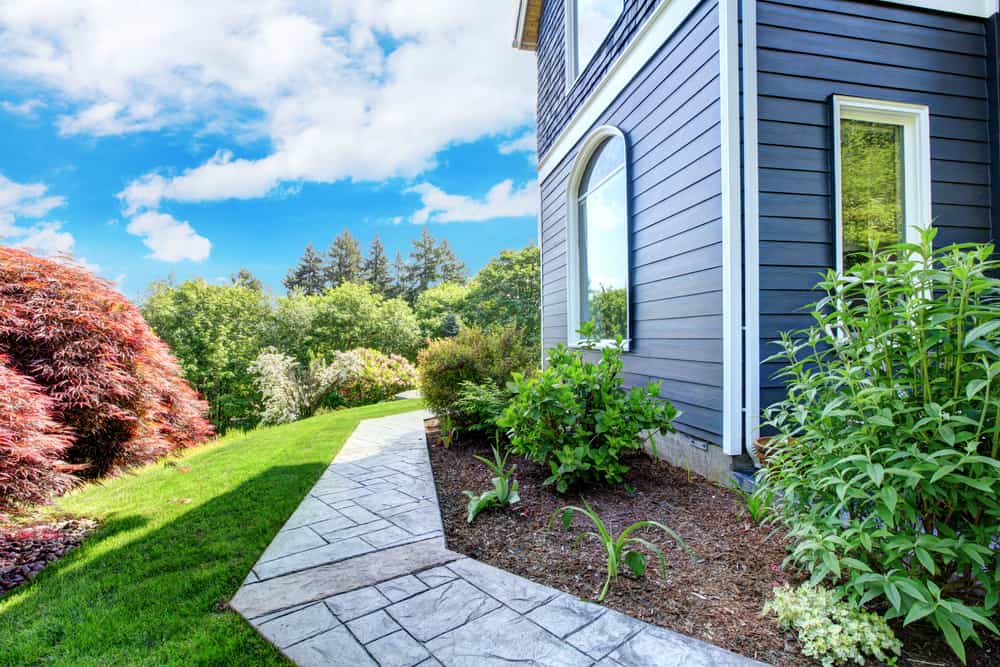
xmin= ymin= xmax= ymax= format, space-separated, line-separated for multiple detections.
xmin=573 ymin=0 xmax=623 ymax=78
xmin=840 ymin=118 xmax=905 ymax=271
xmin=578 ymin=135 xmax=628 ymax=341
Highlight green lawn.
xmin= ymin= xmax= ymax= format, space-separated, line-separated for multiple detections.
xmin=0 ymin=400 xmax=424 ymax=666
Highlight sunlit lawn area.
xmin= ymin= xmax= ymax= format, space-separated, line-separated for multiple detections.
xmin=0 ymin=399 xmax=423 ymax=666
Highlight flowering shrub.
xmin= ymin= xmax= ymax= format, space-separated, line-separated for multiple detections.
xmin=0 ymin=356 xmax=76 ymax=517
xmin=0 ymin=248 xmax=213 ymax=478
xmin=765 ymin=585 xmax=901 ymax=666
xmin=761 ymin=230 xmax=1000 ymax=662
xmin=498 ymin=325 xmax=677 ymax=492
xmin=248 ymin=349 xmax=362 ymax=425
xmin=334 ymin=348 xmax=416 ymax=407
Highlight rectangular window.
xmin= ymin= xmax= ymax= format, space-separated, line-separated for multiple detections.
xmin=833 ymin=96 xmax=932 ymax=273
xmin=565 ymin=0 xmax=623 ymax=88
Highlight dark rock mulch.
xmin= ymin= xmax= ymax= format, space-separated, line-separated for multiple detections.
xmin=1 ymin=519 xmax=97 ymax=595
xmin=426 ymin=419 xmax=1000 ymax=667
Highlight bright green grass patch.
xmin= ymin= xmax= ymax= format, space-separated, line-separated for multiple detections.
xmin=0 ymin=400 xmax=424 ymax=667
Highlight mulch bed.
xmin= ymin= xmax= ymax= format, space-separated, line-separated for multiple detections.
xmin=1 ymin=519 xmax=97 ymax=596
xmin=425 ymin=419 xmax=1000 ymax=667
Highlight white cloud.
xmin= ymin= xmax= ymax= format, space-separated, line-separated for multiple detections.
xmin=125 ymin=210 xmax=211 ymax=262
xmin=408 ymin=179 xmax=538 ymax=224
xmin=499 ymin=132 xmax=536 ymax=155
xmin=1 ymin=98 xmax=43 ymax=116
xmin=0 ymin=1 xmax=536 ymax=210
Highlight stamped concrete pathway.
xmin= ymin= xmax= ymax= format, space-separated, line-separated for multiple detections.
xmin=231 ymin=410 xmax=766 ymax=667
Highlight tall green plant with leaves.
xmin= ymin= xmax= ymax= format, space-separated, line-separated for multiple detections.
xmin=760 ymin=228 xmax=1000 ymax=663
xmin=463 ymin=444 xmax=520 ymax=523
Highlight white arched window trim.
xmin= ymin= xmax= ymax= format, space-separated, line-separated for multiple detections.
xmin=566 ymin=124 xmax=630 ymax=350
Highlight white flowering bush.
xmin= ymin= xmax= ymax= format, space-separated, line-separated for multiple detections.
xmin=765 ymin=585 xmax=901 ymax=666
xmin=248 ymin=348 xmax=363 ymax=425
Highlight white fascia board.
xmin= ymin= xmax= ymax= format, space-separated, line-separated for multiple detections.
xmin=741 ymin=0 xmax=761 ymax=463
xmin=879 ymin=0 xmax=997 ymax=18
xmin=513 ymin=0 xmax=530 ymax=48
xmin=536 ymin=0 xmax=703 ymax=182
xmin=720 ymin=0 xmax=743 ymax=457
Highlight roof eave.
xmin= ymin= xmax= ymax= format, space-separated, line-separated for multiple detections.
xmin=513 ymin=0 xmax=541 ymax=50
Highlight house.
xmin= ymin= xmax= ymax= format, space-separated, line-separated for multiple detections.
xmin=514 ymin=0 xmax=1000 ymax=482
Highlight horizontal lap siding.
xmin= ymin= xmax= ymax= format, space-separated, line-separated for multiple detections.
xmin=537 ymin=0 xmax=662 ymax=157
xmin=754 ymin=0 xmax=995 ymax=402
xmin=540 ymin=0 xmax=725 ymax=445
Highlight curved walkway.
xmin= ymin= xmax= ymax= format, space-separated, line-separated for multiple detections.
xmin=231 ymin=410 xmax=765 ymax=667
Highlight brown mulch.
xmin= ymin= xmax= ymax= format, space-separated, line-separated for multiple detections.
xmin=1 ymin=518 xmax=97 ymax=596
xmin=426 ymin=420 xmax=1000 ymax=667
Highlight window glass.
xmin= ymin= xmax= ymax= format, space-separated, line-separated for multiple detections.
xmin=839 ymin=118 xmax=906 ymax=271
xmin=578 ymin=136 xmax=628 ymax=341
xmin=573 ymin=0 xmax=623 ymax=79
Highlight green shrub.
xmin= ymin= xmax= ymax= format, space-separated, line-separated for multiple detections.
xmin=335 ymin=348 xmax=417 ymax=406
xmin=765 ymin=585 xmax=902 ymax=667
xmin=498 ymin=326 xmax=678 ymax=492
xmin=761 ymin=229 xmax=1000 ymax=662
xmin=417 ymin=326 xmax=536 ymax=431
xmin=453 ymin=380 xmax=511 ymax=437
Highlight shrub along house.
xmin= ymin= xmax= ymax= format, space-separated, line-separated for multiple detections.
xmin=514 ymin=0 xmax=1000 ymax=482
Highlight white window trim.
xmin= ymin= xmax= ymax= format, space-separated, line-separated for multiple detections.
xmin=566 ymin=125 xmax=631 ymax=351
xmin=563 ymin=0 xmax=624 ymax=93
xmin=832 ymin=96 xmax=932 ymax=275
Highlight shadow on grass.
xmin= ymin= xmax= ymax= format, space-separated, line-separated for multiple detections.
xmin=0 ymin=462 xmax=325 ymax=666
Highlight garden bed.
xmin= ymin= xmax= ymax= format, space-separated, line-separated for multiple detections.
xmin=425 ymin=419 xmax=1000 ymax=667
xmin=1 ymin=518 xmax=97 ymax=596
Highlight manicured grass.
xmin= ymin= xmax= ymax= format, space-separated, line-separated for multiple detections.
xmin=0 ymin=400 xmax=424 ymax=666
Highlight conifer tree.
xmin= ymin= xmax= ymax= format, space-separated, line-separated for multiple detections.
xmin=325 ymin=230 xmax=363 ymax=287
xmin=390 ymin=250 xmax=410 ymax=300
xmin=283 ymin=244 xmax=327 ymax=295
xmin=437 ymin=238 xmax=467 ymax=284
xmin=363 ymin=235 xmax=392 ymax=295
xmin=230 ymin=267 xmax=263 ymax=292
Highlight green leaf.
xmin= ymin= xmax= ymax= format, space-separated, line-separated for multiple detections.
xmin=915 ymin=547 xmax=937 ymax=575
xmin=623 ymin=550 xmax=647 ymax=577
xmin=885 ymin=582 xmax=902 ymax=610
xmin=964 ymin=319 xmax=1000 ymax=346
xmin=936 ymin=614 xmax=967 ymax=664
xmin=904 ymin=602 xmax=935 ymax=626
xmin=867 ymin=463 xmax=885 ymax=487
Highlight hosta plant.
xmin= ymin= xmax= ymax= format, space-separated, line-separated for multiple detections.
xmin=760 ymin=229 xmax=1000 ymax=662
xmin=548 ymin=499 xmax=687 ymax=601
xmin=463 ymin=444 xmax=519 ymax=523
xmin=498 ymin=322 xmax=678 ymax=492
xmin=765 ymin=584 xmax=902 ymax=667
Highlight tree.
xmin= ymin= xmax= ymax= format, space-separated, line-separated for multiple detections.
xmin=403 ymin=226 xmax=468 ymax=302
xmin=283 ymin=243 xmax=327 ymax=295
xmin=0 ymin=248 xmax=213 ymax=478
xmin=308 ymin=283 xmax=422 ymax=359
xmin=465 ymin=245 xmax=541 ymax=346
xmin=414 ymin=282 xmax=470 ymax=339
xmin=143 ymin=279 xmax=273 ymax=431
xmin=390 ymin=250 xmax=410 ymax=300
xmin=363 ymin=235 xmax=393 ymax=295
xmin=437 ymin=238 xmax=468 ymax=284
xmin=230 ymin=267 xmax=263 ymax=292
xmin=325 ymin=230 xmax=363 ymax=288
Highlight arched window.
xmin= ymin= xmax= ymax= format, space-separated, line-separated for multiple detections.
xmin=567 ymin=126 xmax=629 ymax=347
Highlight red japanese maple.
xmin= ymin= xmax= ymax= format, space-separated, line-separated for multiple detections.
xmin=0 ymin=355 xmax=75 ymax=517
xmin=0 ymin=248 xmax=214 ymax=479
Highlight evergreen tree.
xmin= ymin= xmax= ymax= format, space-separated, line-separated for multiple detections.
xmin=283 ymin=243 xmax=327 ymax=295
xmin=403 ymin=226 xmax=468 ymax=302
xmin=363 ymin=235 xmax=393 ymax=295
xmin=440 ymin=311 xmax=460 ymax=338
xmin=230 ymin=267 xmax=263 ymax=292
xmin=437 ymin=238 xmax=467 ymax=284
xmin=390 ymin=250 xmax=410 ymax=300
xmin=325 ymin=229 xmax=363 ymax=287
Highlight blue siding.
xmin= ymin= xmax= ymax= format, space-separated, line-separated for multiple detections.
xmin=753 ymin=0 xmax=997 ymax=408
xmin=536 ymin=0 xmax=662 ymax=158
xmin=540 ymin=0 xmax=725 ymax=445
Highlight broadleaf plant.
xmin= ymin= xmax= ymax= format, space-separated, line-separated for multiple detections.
xmin=463 ymin=444 xmax=519 ymax=523
xmin=760 ymin=228 xmax=1000 ymax=663
xmin=548 ymin=499 xmax=688 ymax=601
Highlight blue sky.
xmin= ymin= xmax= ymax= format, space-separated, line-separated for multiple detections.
xmin=0 ymin=2 xmax=538 ymax=298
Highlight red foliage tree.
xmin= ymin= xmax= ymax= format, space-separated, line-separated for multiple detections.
xmin=0 ymin=248 xmax=214 ymax=478
xmin=0 ymin=355 xmax=75 ymax=517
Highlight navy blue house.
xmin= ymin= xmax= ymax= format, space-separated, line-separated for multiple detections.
xmin=514 ymin=0 xmax=1000 ymax=481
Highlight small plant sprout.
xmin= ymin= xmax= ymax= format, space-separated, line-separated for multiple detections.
xmin=437 ymin=414 xmax=456 ymax=448
xmin=548 ymin=499 xmax=688 ymax=602
xmin=729 ymin=478 xmax=775 ymax=525
xmin=463 ymin=444 xmax=520 ymax=523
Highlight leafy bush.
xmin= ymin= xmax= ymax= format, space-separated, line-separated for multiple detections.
xmin=0 ymin=248 xmax=213 ymax=477
xmin=548 ymin=499 xmax=687 ymax=601
xmin=248 ymin=348 xmax=361 ymax=425
xmin=142 ymin=278 xmax=272 ymax=431
xmin=414 ymin=282 xmax=469 ymax=339
xmin=761 ymin=230 xmax=1000 ymax=662
xmin=765 ymin=585 xmax=902 ymax=667
xmin=453 ymin=380 xmax=511 ymax=437
xmin=308 ymin=282 xmax=422 ymax=360
xmin=464 ymin=445 xmax=519 ymax=523
xmin=334 ymin=348 xmax=417 ymax=406
xmin=418 ymin=326 xmax=537 ymax=431
xmin=498 ymin=329 xmax=677 ymax=492
xmin=0 ymin=355 xmax=76 ymax=517
xmin=464 ymin=246 xmax=541 ymax=347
